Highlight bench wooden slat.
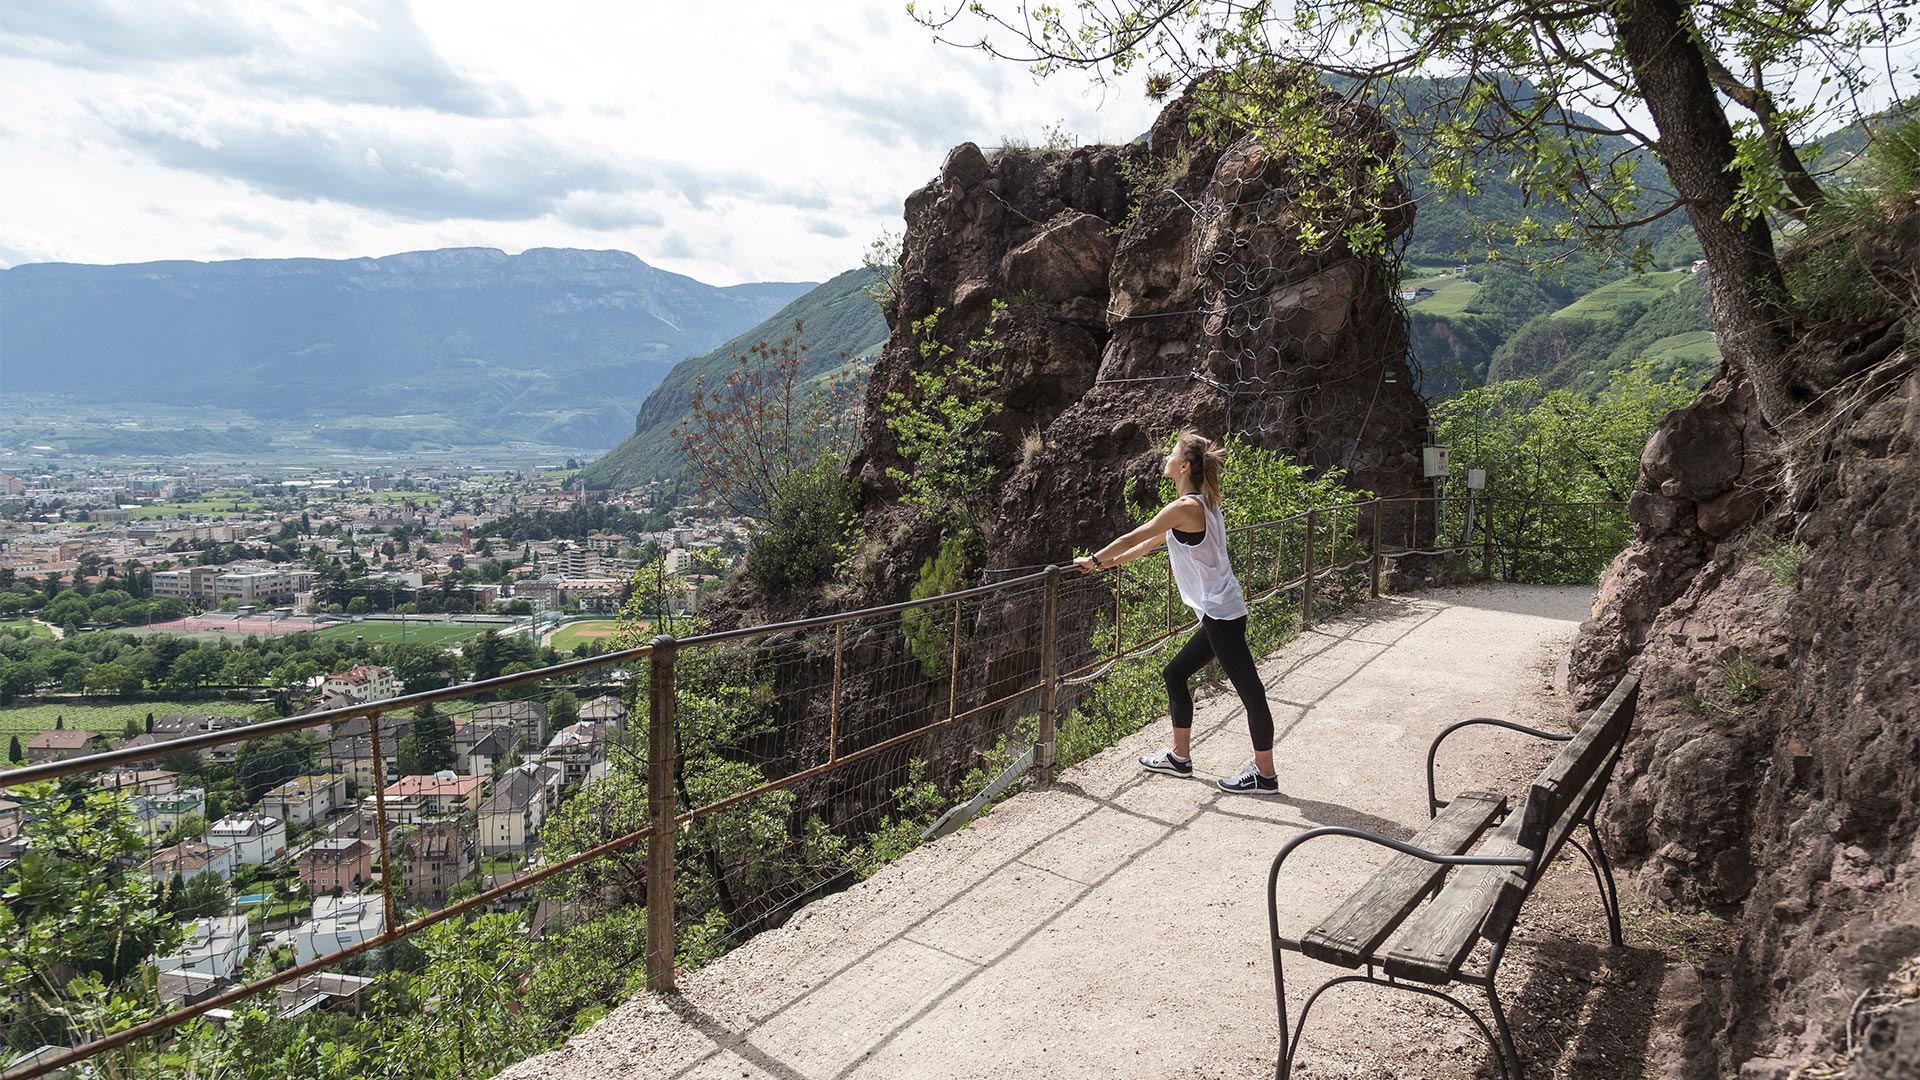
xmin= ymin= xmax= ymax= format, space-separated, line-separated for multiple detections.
xmin=1298 ymin=791 xmax=1507 ymax=968
xmin=1382 ymin=676 xmax=1641 ymax=984
xmin=1517 ymin=674 xmax=1640 ymax=850
xmin=1379 ymin=826 xmax=1526 ymax=983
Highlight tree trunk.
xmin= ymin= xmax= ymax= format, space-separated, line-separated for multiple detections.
xmin=1615 ymin=0 xmax=1802 ymax=428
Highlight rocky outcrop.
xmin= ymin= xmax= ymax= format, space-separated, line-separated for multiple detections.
xmin=842 ymin=84 xmax=1427 ymax=595
xmin=1569 ymin=310 xmax=1918 ymax=1076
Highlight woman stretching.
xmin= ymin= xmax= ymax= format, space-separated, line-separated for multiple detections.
xmin=1074 ymin=432 xmax=1279 ymax=795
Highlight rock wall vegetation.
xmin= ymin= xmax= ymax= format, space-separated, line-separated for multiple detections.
xmin=1569 ymin=178 xmax=1920 ymax=1075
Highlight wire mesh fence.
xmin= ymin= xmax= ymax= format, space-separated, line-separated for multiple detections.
xmin=0 ymin=493 xmax=1624 ymax=1079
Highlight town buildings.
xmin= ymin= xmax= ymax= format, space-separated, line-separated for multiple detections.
xmin=141 ymin=840 xmax=236 ymax=884
xmin=25 ymin=728 xmax=107 ymax=764
xmin=372 ymin=773 xmax=486 ymax=822
xmin=477 ymin=768 xmax=548 ymax=855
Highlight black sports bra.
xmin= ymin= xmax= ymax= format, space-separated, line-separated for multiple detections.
xmin=1172 ymin=493 xmax=1206 ymax=546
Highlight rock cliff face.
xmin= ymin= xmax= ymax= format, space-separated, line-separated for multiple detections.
xmin=842 ymin=87 xmax=1429 ymax=602
xmin=1569 ymin=311 xmax=1919 ymax=1076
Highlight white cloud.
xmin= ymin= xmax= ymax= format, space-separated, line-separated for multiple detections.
xmin=0 ymin=0 xmax=1160 ymax=283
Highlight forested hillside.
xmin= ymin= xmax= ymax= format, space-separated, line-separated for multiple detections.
xmin=581 ymin=267 xmax=887 ymax=491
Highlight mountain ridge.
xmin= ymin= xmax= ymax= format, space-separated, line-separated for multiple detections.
xmin=0 ymin=246 xmax=815 ymax=452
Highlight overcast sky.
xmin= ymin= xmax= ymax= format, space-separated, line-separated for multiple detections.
xmin=0 ymin=0 xmax=1159 ymax=285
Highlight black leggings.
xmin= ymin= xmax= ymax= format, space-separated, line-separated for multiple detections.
xmin=1164 ymin=615 xmax=1275 ymax=753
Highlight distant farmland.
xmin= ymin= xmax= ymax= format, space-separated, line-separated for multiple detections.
xmin=0 ymin=700 xmax=254 ymax=738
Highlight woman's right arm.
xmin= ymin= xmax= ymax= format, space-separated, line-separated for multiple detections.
xmin=1074 ymin=500 xmax=1200 ymax=572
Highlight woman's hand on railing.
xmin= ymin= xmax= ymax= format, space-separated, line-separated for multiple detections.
xmin=1072 ymin=555 xmax=1097 ymax=574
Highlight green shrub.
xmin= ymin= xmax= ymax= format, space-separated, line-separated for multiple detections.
xmin=902 ymin=528 xmax=974 ymax=679
xmin=747 ymin=456 xmax=859 ymax=594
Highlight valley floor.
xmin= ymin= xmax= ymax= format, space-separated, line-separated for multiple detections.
xmin=504 ymin=584 xmax=1689 ymax=1080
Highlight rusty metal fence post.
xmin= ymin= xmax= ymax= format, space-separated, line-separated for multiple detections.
xmin=646 ymin=635 xmax=678 ymax=991
xmin=1482 ymin=500 xmax=1496 ymax=580
xmin=1036 ymin=565 xmax=1061 ymax=784
xmin=366 ymin=709 xmax=398 ymax=934
xmin=1301 ymin=507 xmax=1317 ymax=631
xmin=1369 ymin=499 xmax=1383 ymax=598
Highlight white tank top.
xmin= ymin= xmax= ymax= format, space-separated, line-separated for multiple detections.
xmin=1166 ymin=493 xmax=1248 ymax=620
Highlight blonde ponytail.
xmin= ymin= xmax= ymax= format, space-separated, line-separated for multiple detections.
xmin=1173 ymin=430 xmax=1226 ymax=507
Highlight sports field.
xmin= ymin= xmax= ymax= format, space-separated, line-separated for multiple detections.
xmin=549 ymin=619 xmax=640 ymax=652
xmin=0 ymin=619 xmax=53 ymax=639
xmin=0 ymin=699 xmax=254 ymax=739
xmin=306 ymin=621 xmax=504 ymax=646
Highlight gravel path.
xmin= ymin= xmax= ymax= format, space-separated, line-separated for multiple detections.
xmin=505 ymin=584 xmax=1599 ymax=1080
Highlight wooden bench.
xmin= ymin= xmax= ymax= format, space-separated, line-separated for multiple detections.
xmin=1265 ymin=673 xmax=1640 ymax=1080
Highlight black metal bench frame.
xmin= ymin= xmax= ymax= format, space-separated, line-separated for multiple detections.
xmin=1265 ymin=674 xmax=1640 ymax=1080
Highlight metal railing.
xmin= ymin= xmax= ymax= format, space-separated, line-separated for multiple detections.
xmin=0 ymin=493 xmax=1624 ymax=1079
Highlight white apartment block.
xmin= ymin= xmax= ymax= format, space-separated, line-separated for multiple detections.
xmin=150 ymin=564 xmax=316 ymax=605
xmin=321 ymin=664 xmax=399 ymax=704
xmin=258 ymin=775 xmax=349 ymax=828
xmin=297 ymin=894 xmax=386 ymax=964
xmin=207 ymin=813 xmax=286 ymax=865
xmin=154 ymin=915 xmax=252 ymax=981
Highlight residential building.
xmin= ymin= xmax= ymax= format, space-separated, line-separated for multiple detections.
xmin=207 ymin=813 xmax=286 ymax=865
xmin=150 ymin=565 xmax=221 ymax=603
xmin=376 ymin=774 xmax=485 ymax=819
xmin=471 ymin=700 xmax=547 ymax=747
xmin=139 ymin=787 xmax=207 ymax=839
xmin=153 ymin=915 xmax=251 ymax=982
xmin=214 ymin=568 xmax=312 ymax=605
xmin=144 ymin=714 xmax=259 ymax=766
xmin=158 ymin=969 xmax=227 ymax=1008
xmin=578 ymin=694 xmax=627 ymax=726
xmin=141 ymin=840 xmax=236 ymax=883
xmin=325 ymin=736 xmax=385 ymax=792
xmin=259 ymin=774 xmax=349 ymax=827
xmin=109 ymin=731 xmax=181 ymax=768
xmin=321 ymin=665 xmax=399 ymax=705
xmin=275 ymin=973 xmax=375 ymax=1018
xmin=0 ymin=797 xmax=21 ymax=841
xmin=544 ymin=721 xmax=613 ymax=786
xmin=96 ymin=769 xmax=180 ymax=797
xmin=399 ymin=822 xmax=475 ymax=911
xmin=297 ymin=894 xmax=385 ymax=964
xmin=454 ymin=723 xmax=518 ymax=777
xmin=25 ymin=728 xmax=106 ymax=764
xmin=297 ymin=838 xmax=373 ymax=897
xmin=477 ymin=769 xmax=547 ymax=855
